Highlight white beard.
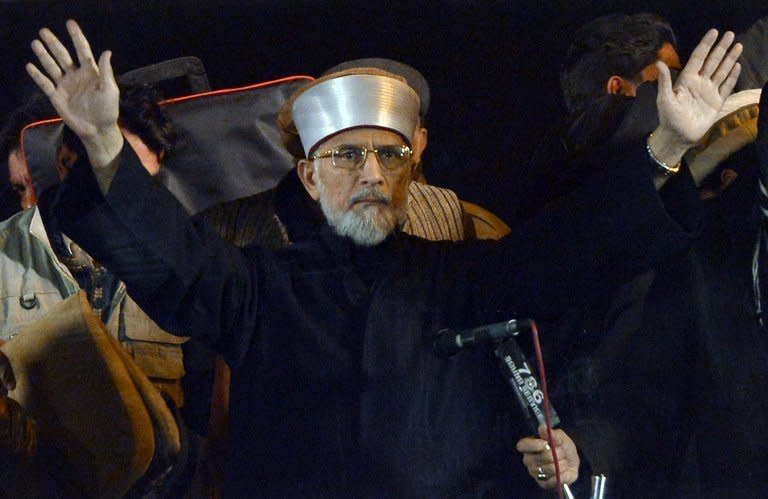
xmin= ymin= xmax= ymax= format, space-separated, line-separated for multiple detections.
xmin=315 ymin=172 xmax=406 ymax=246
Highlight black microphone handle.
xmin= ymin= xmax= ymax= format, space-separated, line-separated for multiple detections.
xmin=460 ymin=319 xmax=532 ymax=347
xmin=434 ymin=319 xmax=532 ymax=357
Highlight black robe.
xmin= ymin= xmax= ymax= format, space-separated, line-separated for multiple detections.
xmin=53 ymin=139 xmax=698 ymax=498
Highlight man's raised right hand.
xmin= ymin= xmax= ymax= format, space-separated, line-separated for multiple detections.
xmin=26 ymin=19 xmax=123 ymax=171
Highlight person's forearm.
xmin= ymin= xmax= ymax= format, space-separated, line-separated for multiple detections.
xmin=476 ymin=140 xmax=698 ymax=322
xmin=648 ymin=125 xmax=696 ymax=190
xmin=82 ymin=124 xmax=124 ymax=194
xmin=55 ymin=147 xmax=259 ymax=355
xmin=648 ymin=126 xmax=691 ymax=166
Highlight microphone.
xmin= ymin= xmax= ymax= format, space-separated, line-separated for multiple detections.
xmin=433 ymin=319 xmax=532 ymax=358
xmin=435 ymin=319 xmax=608 ymax=498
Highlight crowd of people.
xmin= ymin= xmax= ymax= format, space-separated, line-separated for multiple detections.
xmin=0 ymin=11 xmax=766 ymax=499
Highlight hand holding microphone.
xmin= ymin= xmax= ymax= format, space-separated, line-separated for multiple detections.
xmin=517 ymin=424 xmax=580 ymax=490
xmin=434 ymin=320 xmax=606 ymax=497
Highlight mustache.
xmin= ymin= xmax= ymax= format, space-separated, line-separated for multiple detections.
xmin=349 ymin=188 xmax=392 ymax=206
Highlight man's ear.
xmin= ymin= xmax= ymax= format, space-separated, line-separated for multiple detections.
xmin=606 ymin=75 xmax=637 ymax=97
xmin=412 ymin=127 xmax=427 ymax=165
xmin=297 ymin=159 xmax=320 ymax=201
xmin=55 ymin=145 xmax=78 ymax=179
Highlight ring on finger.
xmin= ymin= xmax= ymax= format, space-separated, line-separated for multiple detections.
xmin=536 ymin=466 xmax=548 ymax=481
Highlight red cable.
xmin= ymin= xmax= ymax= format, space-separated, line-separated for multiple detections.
xmin=530 ymin=320 xmax=563 ymax=499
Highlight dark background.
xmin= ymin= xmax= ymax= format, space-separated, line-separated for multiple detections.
xmin=1 ymin=0 xmax=766 ymax=221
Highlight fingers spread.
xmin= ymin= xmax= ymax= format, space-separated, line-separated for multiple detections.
xmin=719 ymin=62 xmax=742 ymax=99
xmin=700 ymin=31 xmax=735 ymax=79
xmin=98 ymin=50 xmax=117 ymax=89
xmin=656 ymin=61 xmax=673 ymax=102
xmin=39 ymin=27 xmax=75 ymax=72
xmin=711 ymin=41 xmax=742 ymax=88
xmin=681 ymin=29 xmax=719 ymax=79
xmin=25 ymin=62 xmax=56 ymax=97
xmin=67 ymin=19 xmax=96 ymax=69
xmin=31 ymin=38 xmax=63 ymax=82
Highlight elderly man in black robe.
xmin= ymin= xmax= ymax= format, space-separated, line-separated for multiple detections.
xmin=11 ymin=19 xmax=741 ymax=497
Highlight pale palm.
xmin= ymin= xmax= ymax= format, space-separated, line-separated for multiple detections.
xmin=49 ymin=61 xmax=118 ymax=140
xmin=26 ymin=20 xmax=119 ymax=141
xmin=656 ymin=29 xmax=743 ymax=148
xmin=659 ymin=73 xmax=724 ymax=144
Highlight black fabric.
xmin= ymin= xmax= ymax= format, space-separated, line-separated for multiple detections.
xmin=681 ymin=145 xmax=768 ymax=498
xmin=521 ymin=78 xmax=768 ymax=498
xmin=179 ymin=339 xmax=217 ymax=436
xmin=272 ymin=171 xmax=327 ymax=241
xmin=37 ymin=186 xmax=121 ymax=324
xmin=0 ymin=191 xmax=18 ymax=222
xmin=53 ymin=140 xmax=698 ymax=497
xmin=181 ymin=171 xmax=319 ymax=435
xmin=737 ymin=15 xmax=768 ymax=91
xmin=517 ymin=82 xmax=661 ymax=223
xmin=514 ymin=79 xmax=681 ymax=496
xmin=181 ymin=172 xmax=322 ymax=435
xmin=606 ymin=144 xmax=768 ymax=498
xmin=757 ymin=79 xmax=768 ymax=187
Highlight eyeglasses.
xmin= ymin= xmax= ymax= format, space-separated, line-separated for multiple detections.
xmin=311 ymin=144 xmax=413 ymax=172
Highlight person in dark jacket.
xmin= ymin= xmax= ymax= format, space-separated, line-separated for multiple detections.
xmin=519 ymin=12 xmax=766 ymax=498
xmin=14 ymin=19 xmax=740 ymax=497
